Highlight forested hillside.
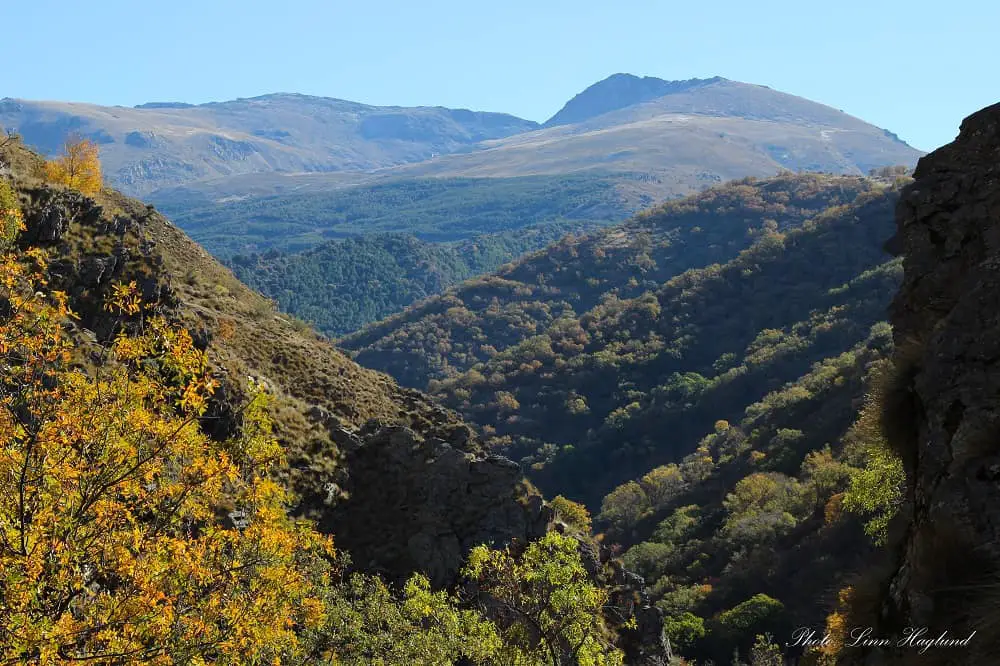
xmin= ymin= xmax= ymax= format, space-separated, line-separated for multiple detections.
xmin=229 ymin=222 xmax=604 ymax=336
xmin=601 ymin=320 xmax=898 ymax=663
xmin=342 ymin=172 xmax=899 ymax=387
xmin=155 ymin=174 xmax=631 ymax=256
xmin=431 ymin=184 xmax=902 ymax=505
xmin=340 ymin=172 xmax=909 ymax=663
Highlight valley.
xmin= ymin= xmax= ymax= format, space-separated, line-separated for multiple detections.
xmin=2 ymin=74 xmax=923 ymax=341
xmin=0 ymin=50 xmax=989 ymax=665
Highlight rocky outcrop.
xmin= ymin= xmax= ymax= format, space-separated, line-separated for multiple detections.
xmin=20 ymin=187 xmax=103 ymax=245
xmin=320 ymin=424 xmax=552 ymax=589
xmin=862 ymin=102 xmax=1000 ymax=664
xmin=321 ymin=421 xmax=670 ymax=663
xmin=15 ymin=183 xmax=172 ymax=339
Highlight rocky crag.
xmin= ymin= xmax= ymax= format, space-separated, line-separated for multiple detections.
xmin=852 ymin=102 xmax=1000 ymax=664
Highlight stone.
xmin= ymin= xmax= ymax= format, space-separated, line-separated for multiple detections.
xmin=321 ymin=424 xmax=550 ymax=589
xmin=863 ymin=101 xmax=1000 ymax=665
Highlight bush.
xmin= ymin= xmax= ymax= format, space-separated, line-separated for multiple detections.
xmin=662 ymin=611 xmax=706 ymax=650
xmin=550 ymin=495 xmax=593 ymax=533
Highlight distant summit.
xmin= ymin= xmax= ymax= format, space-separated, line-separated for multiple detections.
xmin=544 ymin=73 xmax=724 ymax=127
xmin=134 ymin=102 xmax=195 ymax=109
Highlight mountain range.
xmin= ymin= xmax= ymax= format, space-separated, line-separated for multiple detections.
xmin=2 ymin=74 xmax=921 ymax=206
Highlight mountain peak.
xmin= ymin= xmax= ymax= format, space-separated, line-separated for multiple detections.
xmin=544 ymin=74 xmax=725 ymax=127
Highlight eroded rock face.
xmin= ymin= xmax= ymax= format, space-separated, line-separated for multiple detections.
xmin=320 ymin=422 xmax=670 ymax=664
xmin=20 ymin=187 xmax=103 ymax=245
xmin=322 ymin=424 xmax=552 ymax=589
xmin=869 ymin=102 xmax=1000 ymax=664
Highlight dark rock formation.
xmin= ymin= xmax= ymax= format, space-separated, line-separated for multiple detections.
xmin=19 ymin=187 xmax=103 ymax=245
xmin=322 ymin=424 xmax=552 ymax=589
xmin=606 ymin=558 xmax=670 ymax=665
xmin=862 ymin=102 xmax=1000 ymax=664
xmin=320 ymin=420 xmax=670 ymax=663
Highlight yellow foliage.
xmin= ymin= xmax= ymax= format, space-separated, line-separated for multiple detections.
xmin=0 ymin=179 xmax=24 ymax=250
xmin=550 ymin=495 xmax=592 ymax=534
xmin=0 ymin=252 xmax=334 ymax=662
xmin=43 ymin=136 xmax=103 ymax=195
xmin=804 ymin=585 xmax=854 ymax=664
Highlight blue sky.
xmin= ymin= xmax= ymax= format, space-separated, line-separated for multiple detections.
xmin=2 ymin=0 xmax=994 ymax=152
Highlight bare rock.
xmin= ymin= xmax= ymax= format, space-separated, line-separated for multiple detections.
xmin=863 ymin=101 xmax=1000 ymax=664
xmin=321 ymin=423 xmax=550 ymax=588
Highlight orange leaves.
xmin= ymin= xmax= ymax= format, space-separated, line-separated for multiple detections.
xmin=0 ymin=250 xmax=334 ymax=662
xmin=42 ymin=136 xmax=103 ymax=196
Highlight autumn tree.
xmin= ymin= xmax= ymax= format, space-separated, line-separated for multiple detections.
xmin=748 ymin=633 xmax=784 ymax=666
xmin=0 ymin=250 xmax=334 ymax=662
xmin=842 ymin=377 xmax=905 ymax=544
xmin=722 ymin=472 xmax=806 ymax=545
xmin=43 ymin=136 xmax=103 ymax=195
xmin=639 ymin=464 xmax=685 ymax=510
xmin=800 ymin=445 xmax=851 ymax=514
xmin=462 ymin=532 xmax=625 ymax=666
xmin=0 ymin=179 xmax=23 ymax=249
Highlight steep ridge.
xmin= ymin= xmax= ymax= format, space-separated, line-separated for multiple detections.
xmin=841 ymin=102 xmax=1000 ymax=665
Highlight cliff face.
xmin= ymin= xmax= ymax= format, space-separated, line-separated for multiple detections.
xmin=874 ymin=102 xmax=1000 ymax=664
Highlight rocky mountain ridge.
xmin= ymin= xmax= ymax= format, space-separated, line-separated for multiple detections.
xmin=0 ymin=93 xmax=538 ymax=195
xmin=543 ymin=74 xmax=724 ymax=127
xmin=845 ymin=101 xmax=1000 ymax=665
